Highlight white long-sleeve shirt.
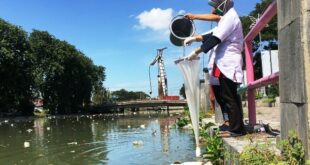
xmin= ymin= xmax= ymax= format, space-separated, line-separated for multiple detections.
xmin=212 ymin=8 xmax=244 ymax=83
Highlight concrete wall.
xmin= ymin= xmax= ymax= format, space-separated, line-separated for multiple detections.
xmin=302 ymin=0 xmax=310 ymax=158
xmin=277 ymin=0 xmax=310 ymax=158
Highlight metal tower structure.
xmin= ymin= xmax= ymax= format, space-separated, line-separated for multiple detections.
xmin=150 ymin=47 xmax=168 ymax=99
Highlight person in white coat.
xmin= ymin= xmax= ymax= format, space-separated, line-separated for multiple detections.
xmin=184 ymin=0 xmax=245 ymax=136
xmin=198 ymin=27 xmax=230 ymax=130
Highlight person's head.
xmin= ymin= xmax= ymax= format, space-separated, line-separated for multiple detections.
xmin=208 ymin=0 xmax=234 ymax=16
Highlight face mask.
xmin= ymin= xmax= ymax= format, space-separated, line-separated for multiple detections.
xmin=208 ymin=0 xmax=227 ymax=16
xmin=215 ymin=8 xmax=224 ymax=16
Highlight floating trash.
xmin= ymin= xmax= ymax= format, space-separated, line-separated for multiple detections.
xmin=26 ymin=129 xmax=33 ymax=133
xmin=128 ymin=125 xmax=131 ymax=128
xmin=182 ymin=124 xmax=193 ymax=130
xmin=10 ymin=124 xmax=14 ymax=127
xmin=140 ymin=124 xmax=145 ymax=129
xmin=46 ymin=127 xmax=51 ymax=131
xmin=24 ymin=142 xmax=30 ymax=148
xmin=67 ymin=142 xmax=78 ymax=145
xmin=132 ymin=140 xmax=143 ymax=146
xmin=4 ymin=120 xmax=8 ymax=123
xmin=152 ymin=129 xmax=157 ymax=136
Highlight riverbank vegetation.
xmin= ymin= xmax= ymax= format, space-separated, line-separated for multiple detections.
xmin=0 ymin=18 xmax=105 ymax=116
xmin=110 ymin=89 xmax=150 ymax=101
xmin=173 ymin=109 xmax=308 ymax=164
xmin=0 ymin=18 xmax=152 ymax=117
xmin=201 ymin=125 xmax=308 ymax=164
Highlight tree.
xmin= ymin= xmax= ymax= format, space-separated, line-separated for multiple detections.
xmin=0 ymin=18 xmax=35 ymax=115
xmin=92 ymin=86 xmax=109 ymax=105
xmin=241 ymin=0 xmax=277 ymax=44
xmin=58 ymin=46 xmax=104 ymax=113
xmin=179 ymin=84 xmax=186 ymax=99
xmin=30 ymin=30 xmax=106 ymax=114
xmin=0 ymin=19 xmax=106 ymax=116
xmin=29 ymin=30 xmax=64 ymax=114
xmin=111 ymin=89 xmax=149 ymax=101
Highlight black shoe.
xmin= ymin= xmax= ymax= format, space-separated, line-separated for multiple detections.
xmin=231 ymin=129 xmax=246 ymax=135
xmin=219 ymin=124 xmax=230 ymax=131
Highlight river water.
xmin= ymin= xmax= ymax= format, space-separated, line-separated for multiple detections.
xmin=0 ymin=111 xmax=200 ymax=165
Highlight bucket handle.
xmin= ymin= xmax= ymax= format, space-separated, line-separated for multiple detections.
xmin=171 ymin=14 xmax=186 ymax=21
xmin=169 ymin=15 xmax=196 ymax=40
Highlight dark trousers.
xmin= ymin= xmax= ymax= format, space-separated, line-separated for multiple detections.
xmin=219 ymin=77 xmax=244 ymax=133
xmin=212 ymin=85 xmax=229 ymax=121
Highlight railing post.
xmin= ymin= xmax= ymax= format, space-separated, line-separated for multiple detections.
xmin=244 ymin=41 xmax=256 ymax=125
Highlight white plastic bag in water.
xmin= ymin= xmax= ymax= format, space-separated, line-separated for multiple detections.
xmin=176 ymin=58 xmax=200 ymax=157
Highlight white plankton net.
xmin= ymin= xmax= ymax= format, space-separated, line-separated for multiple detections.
xmin=176 ymin=58 xmax=201 ymax=157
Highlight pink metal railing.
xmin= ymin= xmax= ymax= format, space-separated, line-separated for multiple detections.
xmin=247 ymin=72 xmax=279 ymax=90
xmin=244 ymin=0 xmax=277 ymax=125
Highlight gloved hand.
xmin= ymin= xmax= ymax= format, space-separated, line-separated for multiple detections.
xmin=185 ymin=50 xmax=199 ymax=60
xmin=183 ymin=36 xmax=196 ymax=46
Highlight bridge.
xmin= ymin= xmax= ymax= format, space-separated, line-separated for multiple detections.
xmin=92 ymin=100 xmax=187 ymax=113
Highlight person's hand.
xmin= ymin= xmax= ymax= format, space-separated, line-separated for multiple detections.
xmin=183 ymin=36 xmax=196 ymax=46
xmin=185 ymin=50 xmax=199 ymax=60
xmin=184 ymin=13 xmax=196 ymax=20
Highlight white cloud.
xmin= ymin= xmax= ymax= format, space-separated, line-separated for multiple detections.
xmin=135 ymin=8 xmax=173 ymax=31
xmin=178 ymin=10 xmax=186 ymax=15
xmin=134 ymin=8 xmax=192 ymax=43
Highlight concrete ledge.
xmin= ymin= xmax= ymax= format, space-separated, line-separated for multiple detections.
xmin=201 ymin=117 xmax=281 ymax=164
xmin=222 ymin=133 xmax=280 ymax=153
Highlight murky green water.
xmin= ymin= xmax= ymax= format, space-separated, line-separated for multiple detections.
xmin=0 ymin=112 xmax=199 ymax=165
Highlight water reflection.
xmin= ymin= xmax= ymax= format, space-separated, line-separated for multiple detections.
xmin=0 ymin=112 xmax=198 ymax=165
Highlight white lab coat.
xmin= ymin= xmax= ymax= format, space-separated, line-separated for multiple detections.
xmin=207 ymin=48 xmax=220 ymax=85
xmin=202 ymin=28 xmax=220 ymax=86
xmin=212 ymin=8 xmax=244 ymax=83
